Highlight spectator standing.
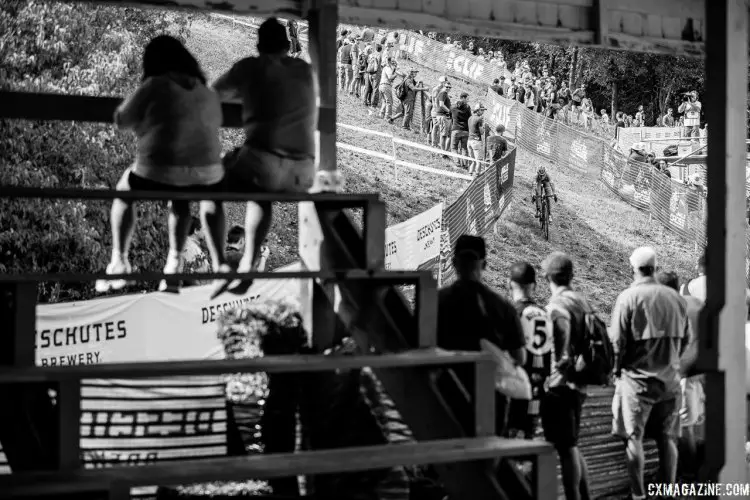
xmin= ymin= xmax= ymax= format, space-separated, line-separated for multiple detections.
xmin=377 ymin=57 xmax=404 ymax=121
xmin=609 ymin=247 xmax=691 ymax=500
xmin=467 ymin=102 xmax=487 ymax=175
xmin=286 ymin=20 xmax=301 ymax=58
xmin=428 ymin=77 xmax=447 ymax=147
xmin=390 ymin=69 xmax=423 ymax=130
xmin=570 ymin=83 xmax=586 ymax=112
xmin=499 ymin=75 xmax=509 ymax=95
xmin=557 ymin=81 xmax=571 ymax=105
xmin=661 ymin=108 xmax=675 ymax=127
xmin=486 ymin=124 xmax=508 ymax=163
xmin=634 ymin=104 xmax=645 ymax=127
xmin=450 ymin=92 xmax=471 ymax=167
xmin=507 ymin=262 xmax=553 ymax=439
xmin=365 ymin=45 xmax=383 ymax=111
xmin=490 ymin=78 xmax=503 ymax=96
xmin=336 ymin=38 xmax=353 ymax=92
xmin=540 ymin=252 xmax=592 ymax=500
xmin=683 ymin=251 xmax=707 ymax=302
xmin=678 ymin=90 xmax=702 ymax=143
xmin=361 ymin=26 xmax=375 ymax=44
xmin=435 ymin=80 xmax=453 ymax=152
xmin=657 ymin=270 xmax=704 ymax=480
xmin=437 ymin=235 xmax=526 ymax=436
xmin=353 ymin=43 xmax=368 ymax=98
xmin=210 ymin=18 xmax=316 ymax=297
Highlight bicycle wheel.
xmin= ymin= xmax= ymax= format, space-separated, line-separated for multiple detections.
xmin=541 ymin=199 xmax=550 ymax=240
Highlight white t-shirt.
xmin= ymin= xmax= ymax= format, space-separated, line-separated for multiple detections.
xmin=687 ymin=275 xmax=706 ymax=302
xmin=745 ymin=322 xmax=750 ymax=393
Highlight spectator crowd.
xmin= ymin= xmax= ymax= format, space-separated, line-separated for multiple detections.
xmin=439 ymin=235 xmax=711 ymax=500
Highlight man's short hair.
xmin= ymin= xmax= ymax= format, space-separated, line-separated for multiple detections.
xmin=227 ymin=225 xmax=245 ymax=244
xmin=493 ymin=78 xmax=500 ymax=84
xmin=542 ymin=252 xmax=574 ymax=286
xmin=495 ymin=123 xmax=505 ymax=134
xmin=510 ymin=262 xmax=536 ymax=285
xmin=258 ymin=18 xmax=291 ymax=54
xmin=454 ymin=234 xmax=486 ymax=261
xmin=656 ymin=270 xmax=680 ymax=291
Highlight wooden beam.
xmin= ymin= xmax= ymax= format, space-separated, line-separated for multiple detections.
xmin=0 ymin=350 xmax=490 ymax=383
xmin=0 ymin=269 xmax=427 ymax=284
xmin=309 ymin=210 xmax=518 ymax=499
xmin=0 ymin=91 xmax=244 ymax=126
xmin=699 ymin=0 xmax=748 ymax=489
xmin=0 ymin=436 xmax=553 ymax=497
xmin=0 ymin=186 xmax=377 ymax=204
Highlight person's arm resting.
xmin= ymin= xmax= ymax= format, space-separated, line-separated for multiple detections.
xmin=212 ymin=61 xmax=244 ymax=101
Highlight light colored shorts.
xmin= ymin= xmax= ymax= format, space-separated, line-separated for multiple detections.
xmin=223 ymin=145 xmax=315 ymax=194
xmin=611 ymin=376 xmax=681 ymax=441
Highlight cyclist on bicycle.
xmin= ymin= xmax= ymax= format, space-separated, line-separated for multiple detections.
xmin=531 ymin=166 xmax=558 ymax=221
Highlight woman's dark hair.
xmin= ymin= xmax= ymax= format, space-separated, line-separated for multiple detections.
xmin=257 ymin=18 xmax=291 ymax=54
xmin=142 ymin=35 xmax=206 ymax=84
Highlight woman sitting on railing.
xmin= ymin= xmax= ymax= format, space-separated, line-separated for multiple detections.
xmin=95 ymin=35 xmax=226 ymax=294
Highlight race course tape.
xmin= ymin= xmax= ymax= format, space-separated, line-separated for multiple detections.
xmin=337 ymin=142 xmax=473 ymax=181
xmin=338 ymin=123 xmax=490 ymax=165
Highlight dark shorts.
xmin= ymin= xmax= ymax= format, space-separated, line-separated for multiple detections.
xmin=222 ymin=145 xmax=315 ymax=194
xmin=540 ymin=385 xmax=586 ymax=450
xmin=118 ymin=169 xmax=224 ymax=197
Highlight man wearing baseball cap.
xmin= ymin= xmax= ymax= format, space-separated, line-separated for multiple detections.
xmin=539 ymin=252 xmax=592 ymax=500
xmin=678 ymin=89 xmax=702 ymax=144
xmin=609 ymin=246 xmax=692 ymax=500
xmin=436 ymin=234 xmax=526 ymax=436
xmin=428 ymin=76 xmax=449 ymax=147
xmin=467 ymin=103 xmax=487 ymax=175
xmin=507 ymin=262 xmax=553 ymax=439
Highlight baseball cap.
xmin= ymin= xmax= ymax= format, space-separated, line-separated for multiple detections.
xmin=542 ymin=252 xmax=573 ymax=280
xmin=460 ymin=92 xmax=469 ymax=99
xmin=630 ymin=246 xmax=657 ymax=269
xmin=472 ymin=102 xmax=487 ymax=112
xmin=454 ymin=234 xmax=486 ymax=261
xmin=510 ymin=262 xmax=536 ymax=285
xmin=438 ymin=76 xmax=448 ymax=83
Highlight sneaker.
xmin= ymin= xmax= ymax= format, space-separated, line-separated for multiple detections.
xmin=158 ymin=254 xmax=183 ymax=293
xmin=94 ymin=260 xmax=134 ymax=293
xmin=548 ymin=214 xmax=553 ymax=222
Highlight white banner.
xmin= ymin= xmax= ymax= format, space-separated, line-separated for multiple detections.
xmin=385 ymin=204 xmax=442 ymax=271
xmin=1 ymin=263 xmax=305 ymax=486
xmin=35 ymin=263 xmax=303 ymax=366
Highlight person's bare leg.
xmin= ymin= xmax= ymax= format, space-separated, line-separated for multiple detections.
xmin=625 ymin=437 xmax=646 ymax=498
xmin=558 ymin=446 xmax=582 ymax=500
xmin=96 ymin=197 xmax=137 ymax=292
xmin=159 ymin=200 xmax=191 ymax=293
xmin=200 ymin=200 xmax=227 ymax=270
xmin=657 ymin=435 xmax=679 ymax=484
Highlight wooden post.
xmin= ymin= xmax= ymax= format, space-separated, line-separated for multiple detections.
xmin=307 ymin=0 xmax=338 ymax=179
xmin=699 ymin=0 xmax=748 ymax=490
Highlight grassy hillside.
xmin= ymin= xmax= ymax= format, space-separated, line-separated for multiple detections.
xmin=185 ymin=16 xmax=695 ymax=319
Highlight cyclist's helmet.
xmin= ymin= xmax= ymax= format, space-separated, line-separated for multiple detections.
xmin=537 ymin=166 xmax=546 ymax=177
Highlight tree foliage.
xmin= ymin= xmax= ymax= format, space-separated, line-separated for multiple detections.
xmin=441 ymin=34 xmax=706 ymax=127
xmin=0 ymin=0 xmax=195 ymax=302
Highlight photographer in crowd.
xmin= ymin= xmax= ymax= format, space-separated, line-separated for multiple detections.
xmin=678 ymin=90 xmax=702 ymax=143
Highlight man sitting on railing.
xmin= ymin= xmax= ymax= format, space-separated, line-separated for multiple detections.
xmin=531 ymin=166 xmax=558 ymax=222
xmin=210 ymin=18 xmax=316 ymax=298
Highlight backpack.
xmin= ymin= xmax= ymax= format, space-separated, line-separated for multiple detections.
xmin=358 ymin=53 xmax=368 ymax=73
xmin=554 ymin=291 xmax=614 ymax=386
xmin=394 ymin=79 xmax=408 ymax=101
xmin=366 ymin=55 xmax=380 ymax=74
xmin=663 ymin=144 xmax=678 ymax=157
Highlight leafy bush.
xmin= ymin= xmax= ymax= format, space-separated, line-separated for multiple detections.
xmin=0 ymin=0 xmax=197 ymax=302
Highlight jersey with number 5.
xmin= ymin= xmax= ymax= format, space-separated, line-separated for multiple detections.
xmin=519 ymin=304 xmax=553 ymax=356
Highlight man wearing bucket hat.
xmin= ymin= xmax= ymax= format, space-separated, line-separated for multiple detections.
xmin=678 ymin=90 xmax=702 ymax=144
